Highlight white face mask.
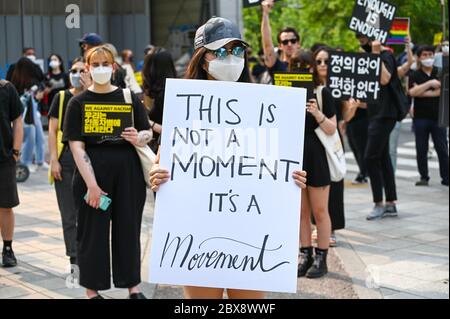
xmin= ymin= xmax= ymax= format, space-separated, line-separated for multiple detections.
xmin=443 ymin=45 xmax=449 ymax=55
xmin=26 ymin=55 xmax=36 ymax=62
xmin=410 ymin=62 xmax=417 ymax=71
xmin=90 ymin=66 xmax=113 ymax=85
xmin=70 ymin=72 xmax=82 ymax=89
xmin=49 ymin=60 xmax=60 ymax=69
xmin=207 ymin=55 xmax=245 ymax=82
xmin=421 ymin=58 xmax=435 ymax=68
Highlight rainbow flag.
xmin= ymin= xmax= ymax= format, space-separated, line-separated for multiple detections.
xmin=386 ymin=18 xmax=410 ymax=45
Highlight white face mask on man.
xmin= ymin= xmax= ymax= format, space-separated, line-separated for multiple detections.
xmin=207 ymin=55 xmax=245 ymax=82
xmin=90 ymin=65 xmax=113 ymax=85
xmin=421 ymin=58 xmax=435 ymax=68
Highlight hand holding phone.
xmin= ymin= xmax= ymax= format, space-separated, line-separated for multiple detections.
xmin=84 ymin=187 xmax=111 ymax=211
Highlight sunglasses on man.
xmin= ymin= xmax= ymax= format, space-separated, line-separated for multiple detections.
xmin=281 ymin=38 xmax=298 ymax=46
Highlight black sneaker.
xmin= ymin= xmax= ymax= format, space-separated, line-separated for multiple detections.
xmin=384 ymin=204 xmax=398 ymax=218
xmin=442 ymin=180 xmax=449 ymax=187
xmin=415 ymin=179 xmax=429 ymax=186
xmin=129 ymin=292 xmax=147 ymax=299
xmin=352 ymin=175 xmax=368 ymax=185
xmin=2 ymin=247 xmax=17 ymax=267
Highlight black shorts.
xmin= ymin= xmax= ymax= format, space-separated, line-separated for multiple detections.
xmin=0 ymin=158 xmax=19 ymax=208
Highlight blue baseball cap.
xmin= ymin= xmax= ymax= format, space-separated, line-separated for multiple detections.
xmin=79 ymin=33 xmax=103 ymax=46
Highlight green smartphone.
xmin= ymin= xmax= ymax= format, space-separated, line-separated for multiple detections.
xmin=84 ymin=193 xmax=112 ymax=211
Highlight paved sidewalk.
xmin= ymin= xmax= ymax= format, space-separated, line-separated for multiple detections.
xmin=336 ymin=178 xmax=449 ymax=299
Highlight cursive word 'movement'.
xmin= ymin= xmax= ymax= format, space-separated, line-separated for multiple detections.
xmin=159 ymin=233 xmax=289 ymax=272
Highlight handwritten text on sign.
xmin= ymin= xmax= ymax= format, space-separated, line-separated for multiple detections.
xmin=348 ymin=0 xmax=397 ymax=43
xmin=148 ymin=79 xmax=306 ymax=293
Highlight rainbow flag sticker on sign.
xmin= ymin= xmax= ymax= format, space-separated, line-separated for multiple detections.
xmin=386 ymin=17 xmax=410 ymax=45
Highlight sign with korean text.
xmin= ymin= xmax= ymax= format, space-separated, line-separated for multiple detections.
xmin=327 ymin=52 xmax=381 ymax=103
xmin=149 ymin=79 xmax=306 ymax=293
xmin=349 ymin=0 xmax=397 ymax=44
xmin=81 ymin=103 xmax=133 ymax=136
xmin=274 ymin=72 xmax=314 ymax=100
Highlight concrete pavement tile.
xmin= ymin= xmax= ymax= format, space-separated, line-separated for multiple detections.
xmin=373 ymin=272 xmax=429 ymax=291
xmin=21 ymin=277 xmax=68 ymax=292
xmin=377 ymin=227 xmax=425 ymax=239
xmin=6 ymin=270 xmax=54 ymax=284
xmin=404 ymin=223 xmax=448 ymax=233
xmin=0 ymin=276 xmax=19 ymax=288
xmin=363 ymin=238 xmax=420 ymax=252
xmin=47 ymin=287 xmax=87 ymax=299
xmin=406 ymin=232 xmax=448 ymax=242
xmin=405 ymin=267 xmax=449 ymax=282
xmin=384 ymin=292 xmax=428 ymax=299
xmin=0 ymin=263 xmax=40 ymax=276
xmin=428 ymin=239 xmax=449 ymax=249
xmin=403 ymin=281 xmax=449 ymax=299
xmin=16 ymin=293 xmax=51 ymax=299
xmin=15 ymin=251 xmax=58 ymax=263
xmin=0 ymin=285 xmax=38 ymax=298
xmin=12 ymin=230 xmax=41 ymax=240
xmin=401 ymin=244 xmax=449 ymax=259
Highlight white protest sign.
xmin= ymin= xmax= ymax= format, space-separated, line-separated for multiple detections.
xmin=148 ymin=79 xmax=306 ymax=293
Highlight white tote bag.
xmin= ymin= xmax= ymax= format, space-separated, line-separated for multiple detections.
xmin=314 ymin=86 xmax=346 ymax=182
xmin=123 ymin=88 xmax=156 ymax=187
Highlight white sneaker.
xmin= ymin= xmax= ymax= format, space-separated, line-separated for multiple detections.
xmin=28 ymin=165 xmax=37 ymax=173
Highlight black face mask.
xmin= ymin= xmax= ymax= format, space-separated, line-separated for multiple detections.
xmin=361 ymin=43 xmax=372 ymax=53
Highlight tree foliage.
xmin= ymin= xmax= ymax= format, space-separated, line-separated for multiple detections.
xmin=243 ymin=0 xmax=448 ymax=53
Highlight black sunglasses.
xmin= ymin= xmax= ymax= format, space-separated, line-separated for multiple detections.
xmin=316 ymin=59 xmax=329 ymax=66
xmin=281 ymin=38 xmax=298 ymax=46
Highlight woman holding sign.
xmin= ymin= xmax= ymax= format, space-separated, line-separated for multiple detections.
xmin=149 ymin=17 xmax=307 ymax=299
xmin=63 ymin=46 xmax=151 ymax=299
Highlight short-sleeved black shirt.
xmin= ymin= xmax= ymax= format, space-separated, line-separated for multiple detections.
xmin=48 ymin=89 xmax=73 ymax=130
xmin=0 ymin=81 xmax=24 ymax=162
xmin=62 ymin=88 xmax=150 ymax=145
xmin=268 ymin=58 xmax=288 ymax=83
xmin=408 ymin=67 xmax=440 ymax=121
xmin=305 ymin=87 xmax=336 ymax=134
xmin=367 ymin=50 xmax=398 ymax=120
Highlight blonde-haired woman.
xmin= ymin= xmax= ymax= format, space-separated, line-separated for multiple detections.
xmin=63 ymin=46 xmax=152 ymax=299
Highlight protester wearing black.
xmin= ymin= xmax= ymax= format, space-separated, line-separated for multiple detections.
xmin=409 ymin=45 xmax=449 ymax=187
xmin=6 ymin=48 xmax=45 ymax=85
xmin=357 ymin=35 xmax=398 ymax=221
xmin=0 ymin=80 xmax=24 ymax=267
xmin=46 ymin=54 xmax=70 ymax=108
xmin=142 ymin=48 xmax=177 ymax=153
xmin=345 ymin=106 xmax=369 ymax=184
xmin=294 ymin=47 xmax=337 ymax=279
xmin=48 ymin=57 xmax=86 ymax=268
xmin=63 ymin=46 xmax=150 ymax=299
xmin=261 ymin=0 xmax=301 ymax=82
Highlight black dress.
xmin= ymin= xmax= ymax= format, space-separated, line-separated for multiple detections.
xmin=302 ymin=87 xmax=336 ymax=187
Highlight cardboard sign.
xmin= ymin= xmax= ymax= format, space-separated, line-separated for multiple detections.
xmin=243 ymin=0 xmax=280 ymax=8
xmin=439 ymin=56 xmax=449 ymax=128
xmin=386 ymin=17 xmax=409 ymax=45
xmin=348 ymin=0 xmax=397 ymax=44
xmin=327 ymin=52 xmax=381 ymax=103
xmin=148 ymin=79 xmax=306 ymax=293
xmin=274 ymin=72 xmax=314 ymax=101
xmin=81 ymin=103 xmax=133 ymax=136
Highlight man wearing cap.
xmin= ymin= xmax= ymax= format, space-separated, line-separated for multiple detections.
xmin=79 ymin=33 xmax=103 ymax=59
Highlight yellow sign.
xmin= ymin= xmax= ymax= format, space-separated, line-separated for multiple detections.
xmin=434 ymin=32 xmax=443 ymax=46
xmin=82 ymin=103 xmax=133 ymax=136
